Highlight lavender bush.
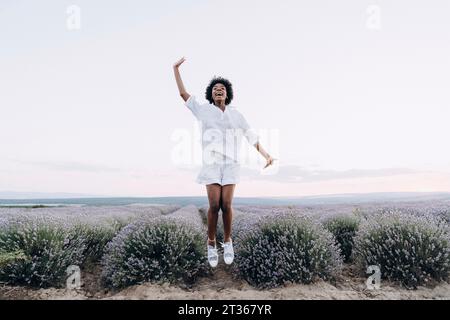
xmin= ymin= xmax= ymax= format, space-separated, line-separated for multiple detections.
xmin=353 ymin=211 xmax=450 ymax=288
xmin=75 ymin=205 xmax=172 ymax=261
xmin=0 ymin=217 xmax=86 ymax=287
xmin=235 ymin=214 xmax=343 ymax=288
xmin=231 ymin=209 xmax=263 ymax=242
xmin=70 ymin=222 xmax=120 ymax=262
xmin=0 ymin=204 xmax=183 ymax=288
xmin=101 ymin=206 xmax=207 ymax=288
xmin=322 ymin=215 xmax=360 ymax=262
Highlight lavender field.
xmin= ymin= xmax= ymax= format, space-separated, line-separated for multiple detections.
xmin=0 ymin=200 xmax=449 ymax=300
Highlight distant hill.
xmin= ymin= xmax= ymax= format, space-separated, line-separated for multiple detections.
xmin=0 ymin=191 xmax=103 ymax=199
xmin=1 ymin=191 xmax=449 ymax=206
xmin=268 ymin=192 xmax=450 ymax=205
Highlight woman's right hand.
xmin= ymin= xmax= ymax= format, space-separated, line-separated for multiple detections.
xmin=173 ymin=56 xmax=186 ymax=69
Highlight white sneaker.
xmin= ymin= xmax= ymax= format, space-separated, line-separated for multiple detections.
xmin=207 ymin=244 xmax=219 ymax=268
xmin=220 ymin=239 xmax=234 ymax=265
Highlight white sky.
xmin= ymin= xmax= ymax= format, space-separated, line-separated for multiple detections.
xmin=1 ymin=0 xmax=450 ymax=197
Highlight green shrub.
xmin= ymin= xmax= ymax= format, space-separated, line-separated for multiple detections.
xmin=0 ymin=250 xmax=29 ymax=268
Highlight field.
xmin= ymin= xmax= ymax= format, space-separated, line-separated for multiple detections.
xmin=0 ymin=200 xmax=449 ymax=300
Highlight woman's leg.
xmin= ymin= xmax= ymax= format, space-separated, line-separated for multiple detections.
xmin=206 ymin=183 xmax=222 ymax=246
xmin=220 ymin=184 xmax=236 ymax=243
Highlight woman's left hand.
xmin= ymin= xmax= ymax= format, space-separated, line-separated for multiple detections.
xmin=263 ymin=155 xmax=276 ymax=169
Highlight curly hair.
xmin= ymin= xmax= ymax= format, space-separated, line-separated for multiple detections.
xmin=205 ymin=76 xmax=234 ymax=105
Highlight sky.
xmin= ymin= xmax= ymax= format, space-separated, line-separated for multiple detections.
xmin=1 ymin=0 xmax=450 ymax=197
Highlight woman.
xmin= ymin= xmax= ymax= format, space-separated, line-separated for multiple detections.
xmin=173 ymin=57 xmax=275 ymax=267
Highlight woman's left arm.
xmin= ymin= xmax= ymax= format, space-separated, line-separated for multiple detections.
xmin=239 ymin=112 xmax=276 ymax=169
xmin=254 ymin=142 xmax=276 ymax=169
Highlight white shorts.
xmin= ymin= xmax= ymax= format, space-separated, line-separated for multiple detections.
xmin=196 ymin=158 xmax=241 ymax=186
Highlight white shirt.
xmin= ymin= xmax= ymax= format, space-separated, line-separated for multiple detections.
xmin=185 ymin=95 xmax=259 ymax=165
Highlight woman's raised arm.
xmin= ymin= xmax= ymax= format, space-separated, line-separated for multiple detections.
xmin=173 ymin=57 xmax=190 ymax=102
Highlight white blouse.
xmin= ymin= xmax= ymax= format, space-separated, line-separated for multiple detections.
xmin=185 ymin=95 xmax=259 ymax=165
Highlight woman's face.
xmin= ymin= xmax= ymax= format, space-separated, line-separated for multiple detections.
xmin=212 ymin=83 xmax=227 ymax=105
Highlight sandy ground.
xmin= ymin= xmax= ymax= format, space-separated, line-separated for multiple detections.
xmin=1 ymin=264 xmax=449 ymax=300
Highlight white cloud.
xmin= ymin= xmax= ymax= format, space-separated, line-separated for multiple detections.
xmin=240 ymin=165 xmax=429 ymax=183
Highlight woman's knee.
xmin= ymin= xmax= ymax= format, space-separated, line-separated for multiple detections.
xmin=209 ymin=201 xmax=221 ymax=214
xmin=221 ymin=201 xmax=232 ymax=214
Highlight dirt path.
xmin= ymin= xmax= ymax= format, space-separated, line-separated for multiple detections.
xmin=105 ymin=264 xmax=450 ymax=300
xmin=2 ymin=263 xmax=448 ymax=300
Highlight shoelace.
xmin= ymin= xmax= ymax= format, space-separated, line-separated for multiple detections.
xmin=220 ymin=242 xmax=234 ymax=257
xmin=208 ymin=247 xmax=218 ymax=259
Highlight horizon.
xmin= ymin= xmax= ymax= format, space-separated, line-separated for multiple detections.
xmin=2 ymin=191 xmax=450 ymax=207
xmin=1 ymin=190 xmax=450 ymax=200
